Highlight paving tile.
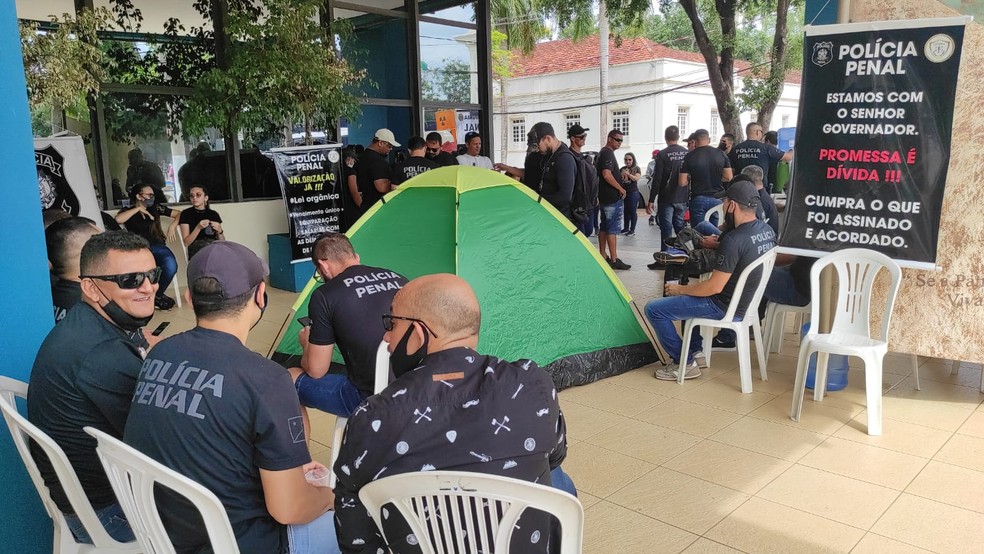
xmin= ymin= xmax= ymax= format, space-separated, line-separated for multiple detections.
xmin=583 ymin=418 xmax=700 ymax=465
xmin=710 ymin=417 xmax=826 ymax=462
xmin=582 ymin=500 xmax=698 ymax=554
xmin=560 ymin=380 xmax=669 ymax=417
xmin=956 ymin=410 xmax=984 ymax=439
xmin=905 ymin=460 xmax=984 ymax=514
xmin=561 ymin=442 xmax=655 ymax=498
xmin=634 ymin=399 xmax=742 ymax=438
xmin=749 ymin=392 xmax=857 ymax=435
xmin=559 ymin=400 xmax=626 ymax=442
xmin=663 ymin=439 xmax=791 ymax=495
xmin=798 ymin=436 xmax=928 ymax=490
xmin=850 ymin=533 xmax=933 ymax=554
xmin=871 ymin=494 xmax=984 ymax=554
xmin=934 ymin=433 xmax=984 ymax=473
xmin=676 ymin=377 xmax=775 ymax=415
xmin=706 ymin=497 xmax=864 ymax=553
xmin=680 ymin=538 xmax=744 ymax=554
xmin=832 ymin=413 xmax=952 ymax=458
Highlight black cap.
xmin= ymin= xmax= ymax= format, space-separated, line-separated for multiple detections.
xmin=686 ymin=133 xmax=697 ymax=142
xmin=187 ymin=241 xmax=269 ymax=299
xmin=566 ymin=124 xmax=589 ymax=138
xmin=715 ymin=178 xmax=760 ymax=208
xmin=527 ymin=122 xmax=555 ymax=147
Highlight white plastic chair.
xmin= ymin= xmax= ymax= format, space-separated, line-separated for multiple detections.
xmin=328 ymin=340 xmax=391 ymax=488
xmin=679 ymin=248 xmax=778 ymax=393
xmin=359 ymin=470 xmax=584 ymax=554
xmin=85 ymin=426 xmax=240 ymax=554
xmin=790 ymin=249 xmax=902 ymax=436
xmin=0 ymin=377 xmax=139 ymax=554
xmin=762 ymin=301 xmax=812 ymax=359
xmin=703 ymin=203 xmax=724 ymax=226
xmin=164 ymin=231 xmax=183 ymax=308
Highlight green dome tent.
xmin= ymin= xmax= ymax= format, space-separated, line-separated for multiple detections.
xmin=271 ymin=166 xmax=658 ymax=388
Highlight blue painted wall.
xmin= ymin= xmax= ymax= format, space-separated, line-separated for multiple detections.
xmin=0 ymin=0 xmax=56 ymax=550
xmin=805 ymin=0 xmax=839 ymax=26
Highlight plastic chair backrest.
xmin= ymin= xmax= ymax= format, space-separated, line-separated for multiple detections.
xmin=704 ymin=203 xmax=724 ymax=225
xmin=359 ymin=471 xmax=584 ymax=554
xmin=374 ymin=340 xmax=391 ymax=395
xmin=0 ymin=376 xmax=138 ymax=552
xmin=718 ymin=248 xmax=779 ymax=324
xmin=807 ymin=249 xmax=902 ymax=341
xmin=85 ymin=426 xmax=241 ymax=554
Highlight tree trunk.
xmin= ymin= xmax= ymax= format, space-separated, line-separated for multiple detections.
xmin=304 ymin=113 xmax=313 ymax=146
xmin=756 ymin=0 xmax=791 ymax=131
xmin=679 ymin=0 xmax=744 ymax=141
xmin=498 ymin=79 xmax=509 ymax=163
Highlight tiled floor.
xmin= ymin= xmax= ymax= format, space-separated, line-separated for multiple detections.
xmin=150 ymin=221 xmax=984 ymax=553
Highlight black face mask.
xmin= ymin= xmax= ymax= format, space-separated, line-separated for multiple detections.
xmin=724 ymin=204 xmax=736 ymax=229
xmin=390 ymin=323 xmax=429 ymax=378
xmin=250 ymin=291 xmax=268 ymax=330
xmin=93 ymin=282 xmax=152 ymax=333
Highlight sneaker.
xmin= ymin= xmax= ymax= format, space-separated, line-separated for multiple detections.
xmin=692 ymin=350 xmax=709 ymax=369
xmin=647 ymin=261 xmax=664 ymax=270
xmin=711 ymin=336 xmax=736 ymax=351
xmin=648 ymin=216 xmax=656 ymax=226
xmin=653 ymin=251 xmax=689 ymax=265
xmin=626 ymin=230 xmax=635 ymax=236
xmin=155 ymin=293 xmax=176 ymax=311
xmin=610 ymin=258 xmax=631 ymax=270
xmin=654 ymin=360 xmax=701 ymax=381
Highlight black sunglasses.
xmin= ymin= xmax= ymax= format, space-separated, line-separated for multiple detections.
xmin=382 ymin=313 xmax=439 ymax=338
xmin=613 ymin=137 xmax=624 ymax=143
xmin=82 ymin=267 xmax=162 ymax=289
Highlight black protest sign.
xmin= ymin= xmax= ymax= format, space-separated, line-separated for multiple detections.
xmin=270 ymin=145 xmax=344 ymax=260
xmin=782 ymin=18 xmax=967 ymax=267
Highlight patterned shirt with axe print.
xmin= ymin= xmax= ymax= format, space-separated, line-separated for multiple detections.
xmin=333 ymin=347 xmax=568 ymax=554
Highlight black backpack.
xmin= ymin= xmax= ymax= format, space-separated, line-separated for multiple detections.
xmin=567 ymin=151 xmax=599 ymax=224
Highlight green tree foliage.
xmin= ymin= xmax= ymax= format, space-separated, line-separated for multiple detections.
xmin=422 ymin=59 xmax=472 ymax=104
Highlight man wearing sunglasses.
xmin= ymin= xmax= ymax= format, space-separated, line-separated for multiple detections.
xmin=333 ymin=273 xmax=572 ymax=554
xmin=28 ymin=230 xmax=161 ymax=544
xmin=290 ymin=233 xmax=407 ymax=419
xmin=424 ymin=131 xmax=459 ymax=167
xmin=596 ymin=129 xmax=631 ymax=270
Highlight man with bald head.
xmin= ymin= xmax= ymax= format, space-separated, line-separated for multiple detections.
xmin=45 ymin=216 xmax=100 ymax=322
xmin=332 ymin=274 xmax=571 ymax=553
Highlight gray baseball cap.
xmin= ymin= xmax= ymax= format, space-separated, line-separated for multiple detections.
xmin=187 ymin=241 xmax=268 ymax=299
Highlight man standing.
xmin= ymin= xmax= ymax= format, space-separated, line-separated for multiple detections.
xmin=526 ymin=122 xmax=576 ymax=219
xmin=291 ymin=233 xmax=407 ymax=417
xmin=125 ymin=241 xmax=339 ymax=554
xmin=646 ymin=126 xmax=689 ymax=253
xmin=28 ymin=230 xmax=161 ymax=543
xmin=679 ymin=128 xmax=733 ymax=226
xmin=357 ymin=129 xmax=399 ymax=211
xmin=333 ymin=274 xmax=570 ymax=554
xmin=424 ymin=132 xmax=459 ymax=167
xmin=568 ymin=124 xmax=597 ymax=235
xmin=596 ymin=129 xmax=630 ymax=270
xmin=729 ymin=122 xmax=792 ymax=183
xmin=719 ymin=133 xmax=735 ymax=156
xmin=644 ymin=181 xmax=776 ymax=380
xmin=45 ymin=216 xmax=100 ymax=322
xmin=763 ymin=130 xmax=783 ymax=193
xmin=456 ymin=131 xmax=494 ymax=168
xmin=391 ymin=136 xmax=438 ymax=186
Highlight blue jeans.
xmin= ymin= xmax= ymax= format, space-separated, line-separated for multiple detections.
xmin=765 ymin=267 xmax=810 ymax=307
xmin=599 ymin=201 xmax=623 ymax=235
xmin=288 ymin=510 xmax=340 ymax=554
xmin=695 ymin=221 xmax=721 ymax=237
xmin=296 ymin=373 xmax=366 ymax=417
xmin=645 ymin=295 xmax=725 ymax=364
xmin=622 ymin=190 xmax=641 ymax=232
xmin=65 ymin=502 xmax=134 ymax=544
xmin=689 ymin=195 xmax=722 ymax=228
xmin=658 ymin=202 xmax=686 ymax=249
xmin=149 ymin=243 xmax=177 ymax=295
xmin=550 ymin=467 xmax=577 ymax=497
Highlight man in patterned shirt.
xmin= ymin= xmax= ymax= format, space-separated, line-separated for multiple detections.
xmin=332 ymin=274 xmax=571 ymax=553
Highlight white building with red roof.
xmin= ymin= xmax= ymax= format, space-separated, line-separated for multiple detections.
xmin=493 ymin=35 xmax=801 ymax=166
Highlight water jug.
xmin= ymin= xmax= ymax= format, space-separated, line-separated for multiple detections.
xmin=801 ymin=322 xmax=849 ymax=391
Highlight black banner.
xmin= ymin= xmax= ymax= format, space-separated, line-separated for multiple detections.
xmin=270 ymin=145 xmax=344 ymax=260
xmin=782 ymin=18 xmax=967 ymax=267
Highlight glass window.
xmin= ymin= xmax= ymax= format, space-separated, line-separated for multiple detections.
xmin=510 ymin=118 xmax=526 ymax=145
xmin=710 ymin=108 xmax=719 ymax=138
xmin=611 ymin=109 xmax=629 ymax=137
xmin=422 ymin=107 xmax=482 ymax=151
xmin=338 ymin=14 xmax=410 ymax=100
xmin=565 ymin=113 xmax=580 ymax=130
xmin=677 ymin=106 xmax=689 ymax=137
xmin=781 ymin=114 xmax=790 ymax=128
xmin=420 ymin=22 xmax=478 ymax=104
xmin=421 ymin=2 xmax=476 ymax=20
xmin=348 ymin=105 xmax=412 ymax=151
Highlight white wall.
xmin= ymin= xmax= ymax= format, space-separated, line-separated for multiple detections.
xmin=495 ymin=57 xmax=801 ymax=168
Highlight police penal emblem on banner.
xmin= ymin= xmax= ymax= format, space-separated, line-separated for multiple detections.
xmin=782 ymin=17 xmax=969 ymax=269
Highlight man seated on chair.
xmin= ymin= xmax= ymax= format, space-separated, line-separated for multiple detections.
xmin=289 ymin=232 xmax=407 ymax=418
xmin=28 ymin=230 xmax=161 ymax=544
xmin=45 ymin=216 xmax=100 ymax=322
xmin=645 ymin=180 xmax=777 ymax=381
xmin=333 ymin=274 xmax=572 ymax=554
xmin=124 ymin=241 xmax=340 ymax=554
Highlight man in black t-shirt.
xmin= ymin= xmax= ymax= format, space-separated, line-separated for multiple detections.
xmin=333 ymin=274 xmax=571 ymax=554
xmin=646 ymin=125 xmax=690 ymax=252
xmin=680 ymin=128 xmax=733 ymax=226
xmin=290 ymin=233 xmax=407 ymax=418
xmin=45 ymin=216 xmax=99 ymax=322
xmin=356 ymin=129 xmax=399 ymax=210
xmin=125 ymin=241 xmax=339 ymax=554
xmin=596 ymin=129 xmax=630 ymax=270
xmin=528 ymin=121 xmax=576 ymax=218
xmin=644 ymin=180 xmax=776 ymax=380
xmin=729 ymin=122 xmax=792 ymax=187
xmin=28 ymin=231 xmax=160 ymax=544
xmin=391 ymin=136 xmax=438 ymax=185
xmin=425 ymin=131 xmax=459 ymax=167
